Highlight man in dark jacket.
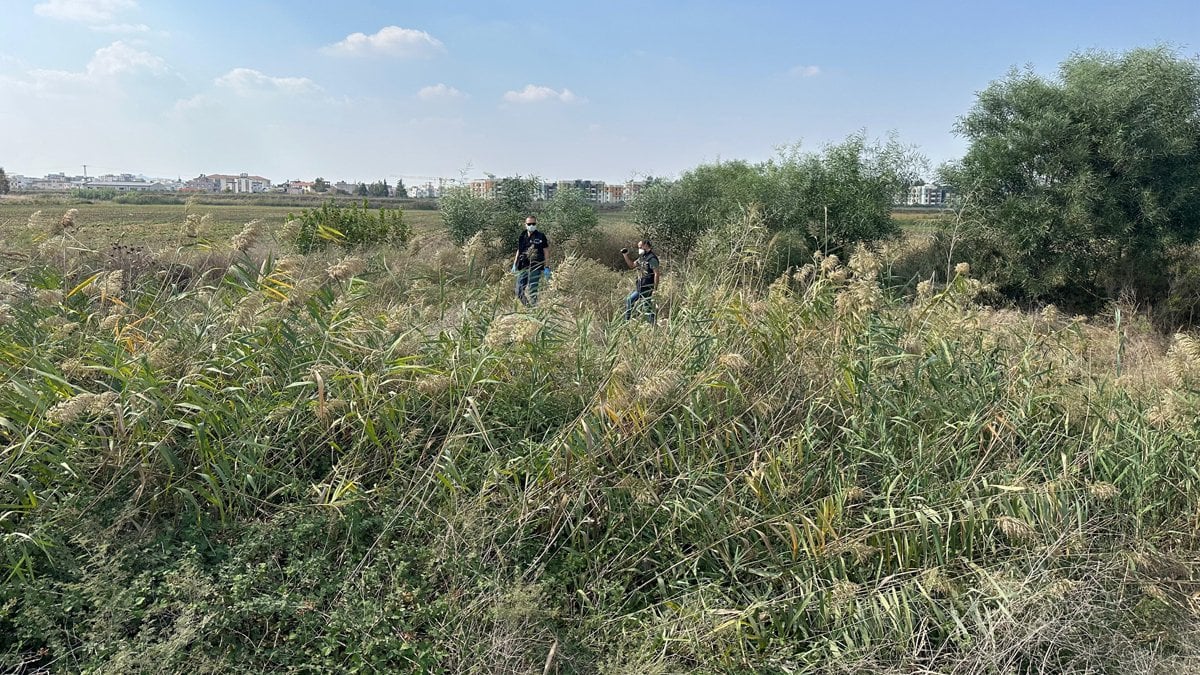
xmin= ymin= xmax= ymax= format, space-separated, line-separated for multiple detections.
xmin=513 ymin=216 xmax=550 ymax=306
xmin=620 ymin=239 xmax=659 ymax=323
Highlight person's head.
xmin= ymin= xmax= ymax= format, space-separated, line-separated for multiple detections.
xmin=524 ymin=216 xmax=538 ymax=232
xmin=637 ymin=239 xmax=652 ymax=255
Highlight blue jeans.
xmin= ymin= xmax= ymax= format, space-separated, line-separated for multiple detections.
xmin=625 ymin=288 xmax=656 ymax=323
xmin=516 ymin=267 xmax=542 ymax=306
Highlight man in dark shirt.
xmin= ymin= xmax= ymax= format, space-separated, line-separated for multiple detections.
xmin=620 ymin=239 xmax=659 ymax=323
xmin=513 ymin=216 xmax=550 ymax=306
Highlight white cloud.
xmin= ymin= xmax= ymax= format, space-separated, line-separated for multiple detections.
xmin=322 ymin=26 xmax=445 ymax=58
xmin=214 ymin=68 xmax=321 ymax=95
xmin=173 ymin=93 xmax=212 ymax=112
xmin=34 ymin=0 xmax=136 ymax=23
xmin=789 ymin=65 xmax=821 ymax=78
xmin=90 ymin=22 xmax=151 ymax=34
xmin=87 ymin=41 xmax=167 ymax=77
xmin=4 ymin=41 xmax=167 ymax=97
xmin=417 ymin=83 xmax=466 ymax=101
xmin=502 ymin=84 xmax=580 ymax=104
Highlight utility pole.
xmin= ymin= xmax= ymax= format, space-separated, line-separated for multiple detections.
xmin=82 ymin=164 xmax=88 ymax=184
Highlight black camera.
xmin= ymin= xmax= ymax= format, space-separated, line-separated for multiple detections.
xmin=620 ymin=248 xmax=629 ymax=254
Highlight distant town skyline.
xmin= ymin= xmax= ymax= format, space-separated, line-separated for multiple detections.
xmin=2 ymin=1 xmax=1198 ymax=182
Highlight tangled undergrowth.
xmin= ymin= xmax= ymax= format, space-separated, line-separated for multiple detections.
xmin=2 ymin=208 xmax=1199 ymax=673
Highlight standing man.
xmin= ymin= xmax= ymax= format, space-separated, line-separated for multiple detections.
xmin=513 ymin=216 xmax=550 ymax=306
xmin=621 ymin=239 xmax=659 ymax=323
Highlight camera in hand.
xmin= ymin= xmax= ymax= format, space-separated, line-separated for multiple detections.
xmin=620 ymin=248 xmax=629 ymax=254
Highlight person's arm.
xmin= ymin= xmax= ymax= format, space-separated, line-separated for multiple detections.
xmin=653 ymin=265 xmax=660 ymax=287
xmin=620 ymin=249 xmax=636 ymax=269
xmin=513 ymin=234 xmax=524 ymax=266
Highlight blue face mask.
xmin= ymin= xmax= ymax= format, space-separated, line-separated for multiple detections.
xmin=526 ymin=224 xmax=537 ymax=232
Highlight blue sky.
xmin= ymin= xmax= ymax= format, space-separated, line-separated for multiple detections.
xmin=1 ymin=0 xmax=1197 ymax=185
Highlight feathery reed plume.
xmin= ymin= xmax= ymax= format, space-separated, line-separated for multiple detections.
xmin=230 ymin=219 xmax=263 ymax=252
xmin=716 ymin=352 xmax=749 ymax=373
xmin=484 ymin=314 xmax=540 ymax=348
xmin=51 ymin=322 xmax=79 ymax=341
xmin=84 ymin=270 xmax=124 ymax=300
xmin=182 ymin=213 xmax=201 ymax=238
xmin=46 ymin=392 xmax=118 ymax=424
xmin=36 ymin=289 xmax=63 ymax=306
xmin=53 ymin=208 xmax=79 ymax=236
xmin=0 ymin=278 xmax=29 ymax=303
xmin=59 ymin=357 xmax=95 ymax=380
xmin=461 ymin=231 xmax=490 ymax=268
xmin=275 ymin=255 xmax=305 ymax=276
xmin=326 ymin=256 xmax=367 ymax=282
xmin=416 ymin=374 xmax=451 ymax=396
xmin=996 ymin=515 xmax=1036 ymax=543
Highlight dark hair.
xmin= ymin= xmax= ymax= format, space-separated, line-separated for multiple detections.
xmin=638 ymin=239 xmax=652 ymax=248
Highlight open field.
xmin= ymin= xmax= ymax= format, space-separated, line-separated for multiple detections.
xmin=0 ymin=199 xmax=932 ymax=253
xmin=0 ymin=199 xmax=638 ymax=251
xmin=0 ymin=201 xmax=444 ymax=249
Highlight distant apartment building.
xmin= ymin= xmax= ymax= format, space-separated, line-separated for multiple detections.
xmin=21 ymin=173 xmax=80 ymax=190
xmin=182 ymin=175 xmax=217 ymax=192
xmin=216 ymin=173 xmax=271 ymax=193
xmin=408 ymin=182 xmax=439 ymax=199
xmin=468 ymin=178 xmax=498 ymax=199
xmin=553 ymin=179 xmax=604 ymax=201
xmin=332 ymin=181 xmax=358 ymax=194
xmin=86 ymin=179 xmax=171 ymax=192
xmin=283 ymin=180 xmax=315 ymax=194
xmin=598 ymin=181 xmax=645 ymax=204
xmin=185 ymin=173 xmax=271 ymax=193
xmin=906 ymin=184 xmax=953 ymax=206
xmin=8 ymin=174 xmax=33 ymax=190
xmin=460 ymin=178 xmax=644 ymax=203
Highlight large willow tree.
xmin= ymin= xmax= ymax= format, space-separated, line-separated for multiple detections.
xmin=946 ymin=47 xmax=1200 ymax=310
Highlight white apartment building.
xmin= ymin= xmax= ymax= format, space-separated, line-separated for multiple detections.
xmin=201 ymin=173 xmax=272 ymax=193
xmin=907 ymin=184 xmax=950 ymax=206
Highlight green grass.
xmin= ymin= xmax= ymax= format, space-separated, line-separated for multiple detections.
xmin=1 ymin=207 xmax=1197 ymax=672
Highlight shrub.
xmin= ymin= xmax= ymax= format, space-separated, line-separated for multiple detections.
xmin=439 ymin=176 xmax=542 ymax=256
xmin=541 ymin=186 xmax=599 ymax=253
xmin=439 ymin=187 xmax=493 ymax=245
xmin=112 ymin=193 xmax=186 ymax=205
xmin=69 ymin=187 xmax=118 ymax=201
xmin=286 ymin=199 xmax=410 ymax=253
xmin=632 ymin=133 xmax=922 ymax=254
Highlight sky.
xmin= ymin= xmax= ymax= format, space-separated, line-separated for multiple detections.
xmin=1 ymin=0 xmax=1197 ymax=185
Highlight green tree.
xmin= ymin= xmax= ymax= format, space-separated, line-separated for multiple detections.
xmin=632 ymin=134 xmax=919 ymax=253
xmin=312 ymin=177 xmax=328 ymax=192
xmin=439 ymin=187 xmax=492 ymax=244
xmin=354 ymin=183 xmax=369 ymax=197
xmin=495 ymin=176 xmax=538 ymax=216
xmin=542 ymin=186 xmax=599 ymax=252
xmin=367 ymin=180 xmax=390 ymax=198
xmin=945 ymin=47 xmax=1200 ymax=310
xmin=394 ymin=179 xmax=408 ymax=199
xmin=0 ymin=167 xmax=12 ymax=195
xmin=438 ymin=175 xmax=541 ymax=248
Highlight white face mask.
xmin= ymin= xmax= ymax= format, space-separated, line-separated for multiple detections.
xmin=526 ymin=224 xmax=537 ymax=232
xmin=637 ymin=247 xmax=645 ymax=256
